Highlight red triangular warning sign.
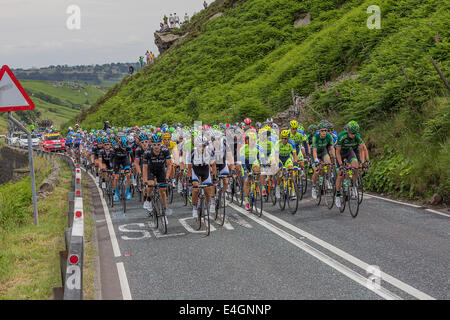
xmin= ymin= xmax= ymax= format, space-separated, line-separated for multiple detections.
xmin=0 ymin=65 xmax=35 ymax=112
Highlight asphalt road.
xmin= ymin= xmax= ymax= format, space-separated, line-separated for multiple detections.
xmin=85 ymin=170 xmax=450 ymax=300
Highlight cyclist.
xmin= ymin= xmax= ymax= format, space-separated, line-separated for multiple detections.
xmin=142 ymin=134 xmax=172 ymax=222
xmin=239 ymin=130 xmax=264 ymax=211
xmin=134 ymin=133 xmax=151 ymax=210
xmin=288 ymin=120 xmax=308 ymax=161
xmin=335 ymin=121 xmax=367 ymax=208
xmin=112 ymin=137 xmax=133 ymax=202
xmin=187 ymin=136 xmax=215 ymax=218
xmin=98 ymin=137 xmax=114 ymax=190
xmin=311 ymin=122 xmax=335 ymax=200
xmin=275 ymin=130 xmax=299 ymax=199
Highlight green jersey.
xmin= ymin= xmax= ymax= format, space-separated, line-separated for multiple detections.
xmin=336 ymin=131 xmax=364 ymax=153
xmin=312 ymin=132 xmax=333 ymax=154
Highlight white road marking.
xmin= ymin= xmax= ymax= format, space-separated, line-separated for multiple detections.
xmin=229 ymin=203 xmax=436 ymax=300
xmin=425 ymin=208 xmax=450 ymax=218
xmin=366 ymin=193 xmax=422 ymax=208
xmin=85 ymin=170 xmax=122 ymax=257
xmin=227 ymin=202 xmax=402 ymax=300
xmin=116 ymin=262 xmax=132 ymax=300
xmin=178 ymin=217 xmax=217 ymax=233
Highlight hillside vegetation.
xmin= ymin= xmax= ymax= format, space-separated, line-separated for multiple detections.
xmin=78 ymin=0 xmax=449 ymax=202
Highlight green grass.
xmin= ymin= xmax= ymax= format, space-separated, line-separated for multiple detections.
xmin=0 ymin=157 xmax=97 ymax=299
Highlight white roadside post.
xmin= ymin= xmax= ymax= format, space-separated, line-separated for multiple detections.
xmin=0 ymin=65 xmax=38 ymax=225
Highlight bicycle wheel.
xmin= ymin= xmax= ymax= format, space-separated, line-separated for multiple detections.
xmin=121 ymin=179 xmax=126 ymax=213
xmin=324 ymin=175 xmax=335 ymax=210
xmin=167 ymin=184 xmax=174 ymax=204
xmin=195 ymin=197 xmax=203 ymax=231
xmin=156 ymin=196 xmax=167 ymax=234
xmin=253 ymin=182 xmax=263 ymax=217
xmin=357 ymin=175 xmax=364 ymax=204
xmin=183 ymin=178 xmax=189 ymax=206
xmin=235 ymin=176 xmax=244 ymax=207
xmin=219 ymin=188 xmax=226 ymax=226
xmin=338 ymin=184 xmax=347 ymax=213
xmin=315 ymin=176 xmax=322 ymax=206
xmin=203 ymin=200 xmax=210 ymax=236
xmin=151 ymin=194 xmax=159 ymax=229
xmin=269 ymin=177 xmax=277 ymax=206
xmin=278 ymin=178 xmax=287 ymax=211
xmin=301 ymin=167 xmax=308 ymax=196
xmin=348 ymin=181 xmax=360 ymax=218
xmin=287 ymin=179 xmax=299 ymax=215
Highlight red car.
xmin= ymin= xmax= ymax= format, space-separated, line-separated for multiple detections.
xmin=40 ymin=133 xmax=66 ymax=152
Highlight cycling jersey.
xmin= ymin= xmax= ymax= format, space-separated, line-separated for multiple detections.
xmin=312 ymin=133 xmax=334 ymax=154
xmin=275 ymin=139 xmax=297 ymax=164
xmin=289 ymin=130 xmax=306 ymax=154
xmin=336 ymin=131 xmax=364 ymax=154
xmin=142 ymin=146 xmax=171 ymax=183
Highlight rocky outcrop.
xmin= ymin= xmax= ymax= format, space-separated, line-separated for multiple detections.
xmin=294 ymin=12 xmax=311 ymax=28
xmin=154 ymin=32 xmax=189 ymax=55
xmin=209 ymin=12 xmax=223 ymax=21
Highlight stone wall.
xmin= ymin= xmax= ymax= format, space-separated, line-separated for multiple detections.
xmin=0 ymin=145 xmax=29 ymax=184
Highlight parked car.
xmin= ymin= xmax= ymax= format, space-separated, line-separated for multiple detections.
xmin=40 ymin=133 xmax=66 ymax=152
xmin=18 ymin=133 xmax=40 ymax=148
xmin=6 ymin=132 xmax=24 ymax=146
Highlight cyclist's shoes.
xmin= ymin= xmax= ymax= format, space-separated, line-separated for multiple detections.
xmin=275 ymin=186 xmax=281 ymax=199
xmin=95 ymin=176 xmax=100 ymax=183
xmin=143 ymin=200 xmax=152 ymax=211
xmin=244 ymin=198 xmax=250 ymax=211
xmin=126 ymin=188 xmax=132 ymax=200
xmin=192 ymin=206 xmax=198 ymax=218
xmin=163 ymin=216 xmax=168 ymax=225
xmin=172 ymin=179 xmax=176 ymax=188
xmin=335 ymin=194 xmax=342 ymax=208
xmin=312 ymin=186 xmax=317 ymax=199
xmin=101 ymin=181 xmax=106 ymax=189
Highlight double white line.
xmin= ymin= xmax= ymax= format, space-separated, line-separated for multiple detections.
xmin=227 ymin=202 xmax=435 ymax=300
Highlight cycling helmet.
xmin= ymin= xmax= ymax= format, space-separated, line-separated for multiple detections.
xmin=327 ymin=122 xmax=334 ymax=130
xmin=308 ymin=125 xmax=318 ymax=132
xmin=120 ymin=137 xmax=128 ymax=148
xmin=97 ymin=137 xmax=103 ymax=144
xmin=162 ymin=132 xmax=171 ymax=140
xmin=169 ymin=127 xmax=175 ymax=133
xmin=347 ymin=121 xmax=360 ymax=134
xmin=281 ymin=130 xmax=290 ymax=138
xmin=152 ymin=133 xmax=162 ymax=143
xmin=318 ymin=122 xmax=328 ymax=130
xmin=290 ymin=120 xmax=298 ymax=129
xmin=266 ymin=118 xmax=273 ymax=123
xmin=103 ymin=137 xmax=109 ymax=144
xmin=244 ymin=118 xmax=252 ymax=125
xmin=139 ymin=133 xmax=148 ymax=141
xmin=256 ymin=122 xmax=262 ymax=129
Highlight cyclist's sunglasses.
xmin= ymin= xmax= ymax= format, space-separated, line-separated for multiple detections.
xmin=153 ymin=143 xmax=162 ymax=147
xmin=320 ymin=129 xmax=327 ymax=132
xmin=142 ymin=140 xmax=149 ymax=144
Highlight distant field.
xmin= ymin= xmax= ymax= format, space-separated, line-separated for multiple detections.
xmin=17 ymin=80 xmax=106 ymax=129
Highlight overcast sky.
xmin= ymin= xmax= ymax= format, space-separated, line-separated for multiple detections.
xmin=0 ymin=0 xmax=204 ymax=69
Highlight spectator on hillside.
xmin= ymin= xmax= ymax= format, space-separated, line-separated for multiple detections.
xmin=174 ymin=13 xmax=180 ymax=28
xmin=139 ymin=56 xmax=145 ymax=68
xmin=145 ymin=50 xmax=151 ymax=65
xmin=163 ymin=14 xmax=168 ymax=25
xmin=163 ymin=22 xmax=170 ymax=31
xmin=150 ymin=51 xmax=155 ymax=64
xmin=184 ymin=13 xmax=189 ymax=23
xmin=169 ymin=14 xmax=175 ymax=28
xmin=129 ymin=65 xmax=134 ymax=75
xmin=158 ymin=22 xmax=165 ymax=32
xmin=203 ymin=1 xmax=208 ymax=9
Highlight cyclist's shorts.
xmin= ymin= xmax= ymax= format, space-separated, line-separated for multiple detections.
xmin=147 ymin=167 xmax=167 ymax=185
xmin=280 ymin=158 xmax=294 ymax=169
xmin=241 ymin=159 xmax=260 ymax=178
xmin=217 ymin=162 xmax=230 ymax=175
xmin=337 ymin=149 xmax=360 ymax=172
xmin=192 ymin=165 xmax=212 ymax=185
xmin=113 ymin=157 xmax=131 ymax=174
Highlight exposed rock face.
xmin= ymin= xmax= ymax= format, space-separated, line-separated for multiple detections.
xmin=154 ymin=32 xmax=189 ymax=55
xmin=294 ymin=12 xmax=311 ymax=27
xmin=209 ymin=12 xmax=223 ymax=20
xmin=0 ymin=146 xmax=29 ymax=184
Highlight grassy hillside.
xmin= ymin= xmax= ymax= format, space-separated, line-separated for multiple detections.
xmin=78 ymin=0 xmax=449 ymax=202
xmin=8 ymin=80 xmax=106 ymax=129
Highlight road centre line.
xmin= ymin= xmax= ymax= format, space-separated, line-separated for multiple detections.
xmin=228 ymin=202 xmax=436 ymax=300
xmin=227 ymin=202 xmax=401 ymax=300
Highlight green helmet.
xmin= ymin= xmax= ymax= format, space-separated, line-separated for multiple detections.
xmin=347 ymin=121 xmax=360 ymax=134
xmin=308 ymin=125 xmax=318 ymax=132
xmin=169 ymin=127 xmax=175 ymax=133
xmin=318 ymin=122 xmax=328 ymax=130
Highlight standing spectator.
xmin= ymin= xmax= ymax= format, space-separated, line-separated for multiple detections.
xmin=159 ymin=22 xmax=164 ymax=32
xmin=174 ymin=13 xmax=180 ymax=28
xmin=145 ymin=50 xmax=151 ymax=65
xmin=163 ymin=22 xmax=170 ymax=31
xmin=169 ymin=14 xmax=175 ymax=29
xmin=184 ymin=13 xmax=189 ymax=24
xmin=139 ymin=56 xmax=145 ymax=68
xmin=163 ymin=14 xmax=168 ymax=25
xmin=150 ymin=52 xmax=155 ymax=64
xmin=129 ymin=65 xmax=134 ymax=75
xmin=203 ymin=1 xmax=208 ymax=9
